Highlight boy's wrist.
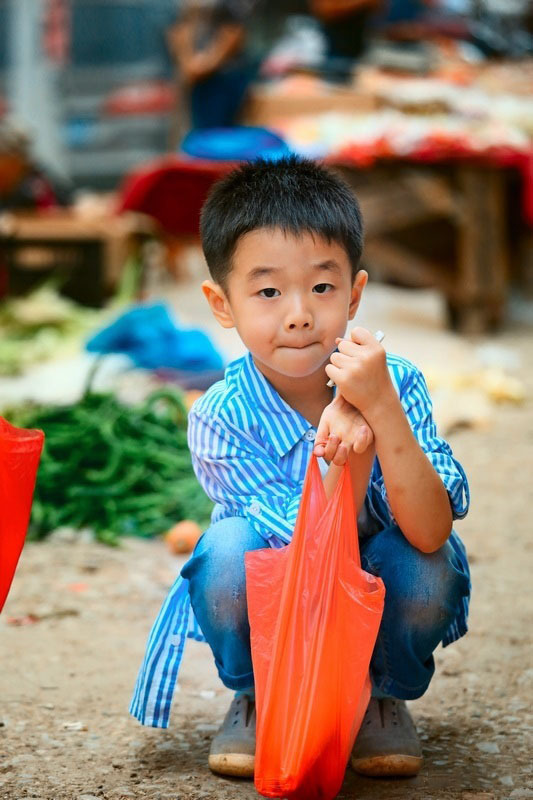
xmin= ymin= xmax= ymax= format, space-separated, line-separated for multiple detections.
xmin=361 ymin=384 xmax=401 ymax=429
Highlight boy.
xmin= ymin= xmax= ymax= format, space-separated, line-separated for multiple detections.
xmin=130 ymin=156 xmax=471 ymax=780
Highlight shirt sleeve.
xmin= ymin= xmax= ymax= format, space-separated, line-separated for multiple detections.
xmin=401 ymin=364 xmax=470 ymax=520
xmin=187 ymin=409 xmax=302 ymax=544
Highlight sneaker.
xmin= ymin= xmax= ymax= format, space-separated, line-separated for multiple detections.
xmin=350 ymin=697 xmax=423 ymax=777
xmin=208 ymin=693 xmax=256 ymax=778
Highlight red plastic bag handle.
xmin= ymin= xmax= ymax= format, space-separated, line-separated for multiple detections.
xmin=304 ymin=454 xmax=361 ymax=567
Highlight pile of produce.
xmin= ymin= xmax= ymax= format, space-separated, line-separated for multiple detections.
xmin=271 ymin=62 xmax=533 ymax=164
xmin=0 ymin=286 xmax=101 ymax=376
xmin=277 ymin=107 xmax=531 ymax=164
xmin=8 ymin=387 xmax=212 ymax=544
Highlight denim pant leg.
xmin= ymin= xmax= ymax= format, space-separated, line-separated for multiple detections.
xmin=360 ymin=525 xmax=470 ymax=700
xmin=180 ymin=516 xmax=267 ymax=690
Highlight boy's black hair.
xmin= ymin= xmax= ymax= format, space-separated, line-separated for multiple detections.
xmin=200 ymin=155 xmax=364 ymax=289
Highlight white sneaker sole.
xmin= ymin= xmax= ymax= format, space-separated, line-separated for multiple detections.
xmin=208 ymin=752 xmax=255 ymax=778
xmin=350 ymin=753 xmax=423 ymax=777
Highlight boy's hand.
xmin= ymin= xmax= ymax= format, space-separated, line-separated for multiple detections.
xmin=325 ymin=327 xmax=394 ymax=419
xmin=314 ymin=394 xmax=374 ymax=466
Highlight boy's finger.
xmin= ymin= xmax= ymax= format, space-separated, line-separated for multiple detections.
xmin=329 ymin=351 xmax=351 ymax=368
xmin=323 ymin=434 xmax=340 ymax=462
xmin=314 ymin=418 xmax=330 ymax=454
xmin=352 ymin=432 xmax=365 ymax=454
xmin=332 ymin=442 xmax=348 ymax=466
xmin=336 ymin=339 xmax=360 ymax=357
xmin=325 ymin=363 xmax=342 ymax=387
xmin=330 ymin=353 xmax=357 ymax=375
xmin=352 ymin=425 xmax=372 ymax=454
xmin=349 ymin=326 xmax=374 ymax=346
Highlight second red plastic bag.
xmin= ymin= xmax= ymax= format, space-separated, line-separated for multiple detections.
xmin=246 ymin=455 xmax=385 ymax=800
xmin=0 ymin=417 xmax=44 ymax=613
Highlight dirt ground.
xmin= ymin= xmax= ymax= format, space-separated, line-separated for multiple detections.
xmin=1 ymin=279 xmax=532 ymax=800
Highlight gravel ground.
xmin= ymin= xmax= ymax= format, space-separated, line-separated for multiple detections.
xmin=1 ymin=279 xmax=532 ymax=800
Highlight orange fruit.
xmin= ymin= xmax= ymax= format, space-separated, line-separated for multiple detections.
xmin=164 ymin=520 xmax=202 ymax=554
xmin=184 ymin=390 xmax=204 ymax=411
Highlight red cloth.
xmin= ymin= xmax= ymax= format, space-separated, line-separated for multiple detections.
xmin=104 ymin=82 xmax=175 ymax=116
xmin=117 ymin=156 xmax=236 ymax=237
xmin=0 ymin=419 xmax=44 ymax=613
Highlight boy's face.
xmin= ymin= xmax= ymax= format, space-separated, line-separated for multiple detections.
xmin=203 ymin=227 xmax=367 ymax=384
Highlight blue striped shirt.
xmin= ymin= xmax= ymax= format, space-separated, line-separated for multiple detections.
xmin=130 ymin=351 xmax=470 ymax=728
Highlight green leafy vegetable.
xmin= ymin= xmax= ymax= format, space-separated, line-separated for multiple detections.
xmin=8 ymin=388 xmax=212 ymax=544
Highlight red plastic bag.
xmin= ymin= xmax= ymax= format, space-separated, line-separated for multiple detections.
xmin=0 ymin=418 xmax=44 ymax=612
xmin=246 ymin=455 xmax=385 ymax=800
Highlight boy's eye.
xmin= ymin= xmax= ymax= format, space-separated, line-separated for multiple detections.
xmin=259 ymin=288 xmax=280 ymax=298
xmin=313 ymin=283 xmax=333 ymax=294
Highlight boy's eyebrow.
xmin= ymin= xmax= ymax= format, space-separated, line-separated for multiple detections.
xmin=247 ymin=260 xmax=342 ymax=282
xmin=313 ymin=259 xmax=342 ymax=275
xmin=247 ymin=266 xmax=279 ymax=282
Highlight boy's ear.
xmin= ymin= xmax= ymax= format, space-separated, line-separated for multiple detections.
xmin=201 ymin=280 xmax=235 ymax=329
xmin=348 ymin=269 xmax=368 ymax=319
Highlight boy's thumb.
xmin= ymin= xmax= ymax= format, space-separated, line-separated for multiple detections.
xmin=313 ymin=423 xmax=329 ymax=456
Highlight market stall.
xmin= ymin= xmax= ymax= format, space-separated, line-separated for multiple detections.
xmin=245 ymin=58 xmax=533 ymax=331
xmin=0 ymin=206 xmax=155 ymax=306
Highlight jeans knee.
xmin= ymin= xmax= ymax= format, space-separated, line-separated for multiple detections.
xmin=181 ymin=517 xmax=262 ymax=632
xmin=403 ymin=545 xmax=467 ymax=630
xmin=192 ymin=516 xmax=253 ymax=565
xmin=366 ymin=529 xmax=468 ymax=633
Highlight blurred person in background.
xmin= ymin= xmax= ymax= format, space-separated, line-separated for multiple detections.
xmin=166 ymin=0 xmax=258 ymax=140
xmin=373 ymin=0 xmax=533 ymax=56
xmin=0 ymin=120 xmax=71 ymax=213
xmin=309 ymin=0 xmax=478 ymax=75
xmin=309 ymin=0 xmax=383 ymax=71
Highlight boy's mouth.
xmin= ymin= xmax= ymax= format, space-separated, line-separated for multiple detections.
xmin=279 ymin=342 xmax=317 ymax=350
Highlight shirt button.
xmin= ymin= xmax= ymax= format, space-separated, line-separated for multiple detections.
xmin=249 ymin=501 xmax=261 ymax=517
xmin=170 ymin=634 xmax=181 ymax=648
xmin=304 ymin=429 xmax=316 ymax=442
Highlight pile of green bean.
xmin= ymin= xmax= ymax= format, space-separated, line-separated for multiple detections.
xmin=11 ymin=389 xmax=213 ymax=544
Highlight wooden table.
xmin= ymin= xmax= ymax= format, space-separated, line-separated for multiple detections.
xmin=333 ymin=159 xmax=510 ymax=333
xmin=0 ymin=209 xmax=155 ymax=306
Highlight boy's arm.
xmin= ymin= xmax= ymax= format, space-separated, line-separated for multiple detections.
xmin=326 ymin=329 xmax=453 ymax=553
xmin=366 ymin=393 xmax=452 ymax=553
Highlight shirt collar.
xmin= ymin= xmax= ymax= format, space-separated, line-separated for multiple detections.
xmin=233 ymin=352 xmax=312 ymax=457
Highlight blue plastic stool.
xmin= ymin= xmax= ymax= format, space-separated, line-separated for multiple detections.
xmin=181 ymin=126 xmax=291 ymax=162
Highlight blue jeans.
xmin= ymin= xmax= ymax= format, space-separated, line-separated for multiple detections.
xmin=181 ymin=517 xmax=470 ymax=699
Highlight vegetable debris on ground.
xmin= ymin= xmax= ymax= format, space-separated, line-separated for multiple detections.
xmin=0 ymin=286 xmax=100 ymax=376
xmin=0 ymin=258 xmax=141 ymax=376
xmin=8 ymin=388 xmax=213 ymax=544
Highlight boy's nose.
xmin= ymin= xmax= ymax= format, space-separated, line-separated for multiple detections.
xmin=288 ymin=319 xmax=310 ymax=330
xmin=285 ymin=301 xmax=313 ymax=331
xmin=286 ymin=314 xmax=312 ymax=331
